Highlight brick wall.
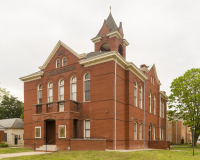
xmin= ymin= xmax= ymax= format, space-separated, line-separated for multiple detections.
xmin=0 ymin=131 xmax=4 ymax=143
xmin=70 ymin=139 xmax=106 ymax=151
xmin=148 ymin=141 xmax=170 ymax=150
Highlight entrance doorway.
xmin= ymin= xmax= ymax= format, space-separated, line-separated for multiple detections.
xmin=46 ymin=120 xmax=56 ymax=144
xmin=73 ymin=119 xmax=78 ymax=138
xmin=149 ymin=125 xmax=151 ymax=141
xmin=14 ymin=135 xmax=18 ymax=145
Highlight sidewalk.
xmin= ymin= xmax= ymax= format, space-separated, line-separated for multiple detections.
xmin=0 ymin=152 xmax=48 ymax=159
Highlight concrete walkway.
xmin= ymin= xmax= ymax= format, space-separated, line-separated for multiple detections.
xmin=0 ymin=152 xmax=48 ymax=159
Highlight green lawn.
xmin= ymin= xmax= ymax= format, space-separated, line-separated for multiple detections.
xmin=2 ymin=145 xmax=200 ymax=160
xmin=0 ymin=148 xmax=32 ymax=154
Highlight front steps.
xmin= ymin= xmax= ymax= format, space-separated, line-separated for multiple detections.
xmin=36 ymin=145 xmax=59 ymax=152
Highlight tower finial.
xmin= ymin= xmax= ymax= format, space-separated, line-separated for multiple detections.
xmin=110 ymin=6 xmax=111 ymax=13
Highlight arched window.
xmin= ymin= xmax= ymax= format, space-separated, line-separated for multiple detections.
xmin=59 ymin=79 xmax=64 ymax=101
xmin=100 ymin=43 xmax=110 ymax=52
xmin=84 ymin=73 xmax=90 ymax=101
xmin=63 ymin=57 xmax=66 ymax=66
xmin=134 ymin=82 xmax=137 ymax=106
xmin=149 ymin=92 xmax=151 ymax=113
xmin=56 ymin=59 xmax=60 ymax=68
xmin=38 ymin=84 xmax=42 ymax=104
xmin=139 ymin=85 xmax=142 ymax=108
xmin=118 ymin=44 xmax=123 ymax=56
xmin=154 ymin=95 xmax=156 ymax=115
xmin=71 ymin=76 xmax=77 ymax=101
xmin=48 ymin=82 xmax=53 ymax=102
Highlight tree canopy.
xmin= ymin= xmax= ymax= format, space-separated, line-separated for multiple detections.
xmin=0 ymin=95 xmax=23 ymax=119
xmin=0 ymin=84 xmax=10 ymax=102
xmin=168 ymin=68 xmax=200 ymax=146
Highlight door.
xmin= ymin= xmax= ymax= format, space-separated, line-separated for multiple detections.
xmin=46 ymin=120 xmax=56 ymax=144
xmin=14 ymin=135 xmax=18 ymax=145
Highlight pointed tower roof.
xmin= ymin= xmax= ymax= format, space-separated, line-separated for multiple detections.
xmin=95 ymin=13 xmax=119 ymax=38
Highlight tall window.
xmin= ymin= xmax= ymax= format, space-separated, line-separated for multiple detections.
xmin=35 ymin=126 xmax=41 ymax=138
xmin=134 ymin=122 xmax=137 ymax=139
xmin=4 ymin=133 xmax=7 ymax=142
xmin=59 ymin=79 xmax=64 ymax=101
xmin=56 ymin=59 xmax=60 ymax=68
xmin=38 ymin=84 xmax=42 ymax=104
xmin=84 ymin=73 xmax=90 ymax=101
xmin=134 ymin=82 xmax=137 ymax=106
xmin=139 ymin=86 xmax=142 ymax=108
xmin=160 ymin=100 xmax=162 ymax=117
xmin=85 ymin=120 xmax=90 ymax=138
xmin=63 ymin=57 xmax=66 ymax=66
xmin=139 ymin=123 xmax=142 ymax=139
xmin=153 ymin=95 xmax=156 ymax=115
xmin=153 ymin=126 xmax=156 ymax=140
xmin=153 ymin=78 xmax=154 ymax=85
xmin=162 ymin=128 xmax=164 ymax=139
xmin=71 ymin=76 xmax=77 ymax=101
xmin=48 ymin=82 xmax=53 ymax=102
xmin=149 ymin=93 xmax=151 ymax=113
xmin=151 ymin=76 xmax=152 ymax=83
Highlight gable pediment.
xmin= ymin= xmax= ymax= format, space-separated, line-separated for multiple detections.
xmin=39 ymin=40 xmax=86 ymax=70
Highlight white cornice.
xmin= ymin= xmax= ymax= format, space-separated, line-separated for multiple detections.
xmin=106 ymin=31 xmax=123 ymax=39
xmin=19 ymin=72 xmax=44 ymax=82
xmin=160 ymin=91 xmax=168 ymax=101
xmin=39 ymin=40 xmax=85 ymax=70
xmin=79 ymin=51 xmax=148 ymax=82
xmin=91 ymin=36 xmax=102 ymax=43
xmin=123 ymin=39 xmax=129 ymax=46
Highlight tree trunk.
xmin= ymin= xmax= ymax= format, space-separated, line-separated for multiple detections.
xmin=193 ymin=132 xmax=199 ymax=147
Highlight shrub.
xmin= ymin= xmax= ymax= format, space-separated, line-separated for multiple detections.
xmin=171 ymin=142 xmax=173 ymax=145
xmin=181 ymin=138 xmax=184 ymax=144
xmin=0 ymin=141 xmax=9 ymax=147
xmin=185 ymin=142 xmax=188 ymax=145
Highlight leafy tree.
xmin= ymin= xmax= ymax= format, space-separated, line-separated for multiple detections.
xmin=20 ymin=105 xmax=24 ymax=119
xmin=0 ymin=95 xmax=23 ymax=119
xmin=0 ymin=83 xmax=10 ymax=102
xmin=168 ymin=68 xmax=200 ymax=146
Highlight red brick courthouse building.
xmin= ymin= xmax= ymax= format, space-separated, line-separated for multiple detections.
xmin=20 ymin=12 xmax=169 ymax=151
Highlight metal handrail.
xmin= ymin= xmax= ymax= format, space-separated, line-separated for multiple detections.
xmin=34 ymin=138 xmax=44 ymax=152
xmin=46 ymin=136 xmax=57 ymax=152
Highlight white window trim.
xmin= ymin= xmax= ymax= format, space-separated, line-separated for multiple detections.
xmin=134 ymin=81 xmax=137 ymax=107
xmin=70 ymin=76 xmax=77 ymax=101
xmin=149 ymin=93 xmax=151 ymax=113
xmin=58 ymin=79 xmax=64 ymax=101
xmin=35 ymin=126 xmax=41 ymax=138
xmin=134 ymin=122 xmax=137 ymax=140
xmin=56 ymin=59 xmax=60 ymax=68
xmin=58 ymin=125 xmax=66 ymax=138
xmin=84 ymin=119 xmax=90 ymax=138
xmin=139 ymin=123 xmax=142 ymax=140
xmin=48 ymin=82 xmax=53 ymax=102
xmin=62 ymin=57 xmax=67 ymax=66
xmin=139 ymin=85 xmax=142 ymax=109
xmin=38 ymin=84 xmax=42 ymax=104
xmin=83 ymin=73 xmax=90 ymax=102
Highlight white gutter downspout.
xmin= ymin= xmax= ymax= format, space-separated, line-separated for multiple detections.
xmin=143 ymin=81 xmax=146 ymax=149
xmin=114 ymin=59 xmax=117 ymax=150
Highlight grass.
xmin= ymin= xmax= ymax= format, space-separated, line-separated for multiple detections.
xmin=1 ymin=145 xmax=200 ymax=160
xmin=0 ymin=148 xmax=32 ymax=154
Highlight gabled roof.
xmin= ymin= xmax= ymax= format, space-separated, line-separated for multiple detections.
xmin=95 ymin=13 xmax=119 ymax=38
xmin=149 ymin=64 xmax=161 ymax=86
xmin=38 ymin=40 xmax=86 ymax=70
xmin=0 ymin=118 xmax=24 ymax=129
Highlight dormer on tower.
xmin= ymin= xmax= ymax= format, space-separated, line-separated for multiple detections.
xmin=91 ymin=12 xmax=129 ymax=60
